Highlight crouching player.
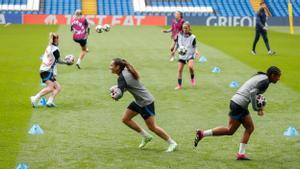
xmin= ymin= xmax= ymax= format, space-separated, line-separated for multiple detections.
xmin=30 ymin=33 xmax=73 ymax=107
xmin=194 ymin=66 xmax=281 ymax=160
xmin=109 ymin=58 xmax=177 ymax=152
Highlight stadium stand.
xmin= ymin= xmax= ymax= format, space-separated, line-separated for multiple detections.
xmin=0 ymin=0 xmax=299 ymax=17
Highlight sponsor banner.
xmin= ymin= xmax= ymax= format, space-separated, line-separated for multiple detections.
xmin=0 ymin=13 xmax=22 ymax=24
xmin=23 ymin=15 xmax=166 ymax=26
xmin=167 ymin=16 xmax=300 ymax=26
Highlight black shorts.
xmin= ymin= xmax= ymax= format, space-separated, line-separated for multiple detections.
xmin=228 ymin=100 xmax=250 ymax=122
xmin=73 ymin=39 xmax=87 ymax=47
xmin=178 ymin=58 xmax=194 ymax=64
xmin=127 ymin=101 xmax=155 ymax=120
xmin=40 ymin=71 xmax=56 ymax=83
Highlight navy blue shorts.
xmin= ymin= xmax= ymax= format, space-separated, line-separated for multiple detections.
xmin=178 ymin=58 xmax=194 ymax=64
xmin=228 ymin=100 xmax=250 ymax=122
xmin=73 ymin=39 xmax=87 ymax=47
xmin=127 ymin=101 xmax=155 ymax=120
xmin=40 ymin=71 xmax=56 ymax=83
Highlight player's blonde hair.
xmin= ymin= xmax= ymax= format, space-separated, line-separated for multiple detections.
xmin=112 ymin=58 xmax=140 ymax=80
xmin=49 ymin=32 xmax=59 ymax=45
xmin=75 ymin=9 xmax=82 ymax=17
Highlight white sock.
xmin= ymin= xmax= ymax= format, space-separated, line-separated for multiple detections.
xmin=33 ymin=94 xmax=42 ymax=101
xmin=203 ymin=129 xmax=213 ymax=137
xmin=76 ymin=58 xmax=81 ymax=64
xmin=139 ymin=129 xmax=151 ymax=138
xmin=47 ymin=96 xmax=54 ymax=104
xmin=167 ymin=138 xmax=176 ymax=145
xmin=238 ymin=143 xmax=246 ymax=154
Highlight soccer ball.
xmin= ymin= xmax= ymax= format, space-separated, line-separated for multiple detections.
xmin=64 ymin=54 xmax=75 ymax=65
xmin=103 ymin=24 xmax=111 ymax=32
xmin=109 ymin=85 xmax=122 ymax=100
xmin=177 ymin=46 xmax=187 ymax=55
xmin=256 ymin=94 xmax=266 ymax=108
xmin=95 ymin=25 xmax=104 ymax=33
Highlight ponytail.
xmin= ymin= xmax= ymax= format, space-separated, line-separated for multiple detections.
xmin=254 ymin=66 xmax=281 ymax=77
xmin=112 ymin=58 xmax=140 ymax=80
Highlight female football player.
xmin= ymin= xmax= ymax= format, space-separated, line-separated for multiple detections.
xmin=30 ymin=33 xmax=72 ymax=107
xmin=162 ymin=11 xmax=184 ymax=62
xmin=71 ymin=9 xmax=90 ymax=69
xmin=109 ymin=58 xmax=177 ymax=152
xmin=194 ymin=66 xmax=281 ymax=160
xmin=173 ymin=22 xmax=199 ymax=90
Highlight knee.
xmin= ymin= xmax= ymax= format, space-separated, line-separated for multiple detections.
xmin=147 ymin=125 xmax=157 ymax=132
xmin=247 ymin=125 xmax=255 ymax=134
xmin=227 ymin=129 xmax=236 ymax=135
xmin=121 ymin=117 xmax=129 ymax=124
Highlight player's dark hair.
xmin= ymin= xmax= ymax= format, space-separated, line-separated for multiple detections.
xmin=112 ymin=58 xmax=140 ymax=80
xmin=255 ymin=66 xmax=281 ymax=77
xmin=176 ymin=11 xmax=183 ymax=18
xmin=266 ymin=66 xmax=281 ymax=77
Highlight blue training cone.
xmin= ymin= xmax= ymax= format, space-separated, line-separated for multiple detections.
xmin=229 ymin=81 xmax=239 ymax=88
xmin=16 ymin=163 xmax=29 ymax=169
xmin=211 ymin=67 xmax=221 ymax=73
xmin=38 ymin=97 xmax=47 ymax=106
xmin=28 ymin=124 xmax=44 ymax=135
xmin=199 ymin=56 xmax=207 ymax=63
xmin=284 ymin=126 xmax=299 ymax=136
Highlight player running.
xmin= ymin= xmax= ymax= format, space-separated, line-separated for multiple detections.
xmin=71 ymin=9 xmax=90 ymax=69
xmin=194 ymin=66 xmax=281 ymax=160
xmin=109 ymin=58 xmax=177 ymax=152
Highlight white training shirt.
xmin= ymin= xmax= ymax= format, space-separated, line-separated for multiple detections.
xmin=40 ymin=45 xmax=59 ymax=73
xmin=177 ymin=32 xmax=196 ymax=60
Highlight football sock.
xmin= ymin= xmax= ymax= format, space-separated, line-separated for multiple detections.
xmin=203 ymin=129 xmax=213 ymax=137
xmin=76 ymin=58 xmax=81 ymax=65
xmin=178 ymin=79 xmax=182 ymax=86
xmin=47 ymin=96 xmax=54 ymax=104
xmin=34 ymin=94 xmax=42 ymax=101
xmin=167 ymin=138 xmax=176 ymax=145
xmin=238 ymin=143 xmax=246 ymax=154
xmin=139 ymin=129 xmax=151 ymax=138
xmin=191 ymin=74 xmax=194 ymax=80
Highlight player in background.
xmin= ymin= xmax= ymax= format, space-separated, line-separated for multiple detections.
xmin=30 ymin=33 xmax=72 ymax=107
xmin=71 ymin=9 xmax=90 ymax=69
xmin=162 ymin=11 xmax=185 ymax=62
xmin=251 ymin=2 xmax=275 ymax=56
xmin=173 ymin=22 xmax=199 ymax=90
xmin=109 ymin=58 xmax=177 ymax=152
xmin=194 ymin=66 xmax=281 ymax=160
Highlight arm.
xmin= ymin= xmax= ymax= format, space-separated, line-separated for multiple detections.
xmin=53 ymin=50 xmax=71 ymax=65
xmin=162 ymin=28 xmax=172 ymax=33
xmin=256 ymin=10 xmax=265 ymax=28
xmin=250 ymin=79 xmax=269 ymax=111
xmin=250 ymin=88 xmax=259 ymax=111
xmin=192 ymin=38 xmax=200 ymax=58
xmin=111 ymin=75 xmax=127 ymax=100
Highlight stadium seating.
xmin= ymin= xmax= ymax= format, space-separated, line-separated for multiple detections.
xmin=265 ymin=0 xmax=300 ymax=17
xmin=0 ymin=0 xmax=299 ymax=17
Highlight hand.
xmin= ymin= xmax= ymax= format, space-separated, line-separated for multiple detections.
xmin=263 ymin=26 xmax=268 ymax=30
xmin=257 ymin=109 xmax=264 ymax=116
xmin=162 ymin=30 xmax=167 ymax=33
xmin=195 ymin=51 xmax=200 ymax=59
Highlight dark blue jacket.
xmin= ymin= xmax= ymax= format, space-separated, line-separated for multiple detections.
xmin=256 ymin=8 xmax=266 ymax=29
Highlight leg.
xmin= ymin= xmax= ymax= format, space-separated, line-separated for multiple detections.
xmin=240 ymin=114 xmax=254 ymax=144
xmin=236 ymin=114 xmax=254 ymax=160
xmin=176 ymin=61 xmax=184 ymax=89
xmin=261 ymin=30 xmax=271 ymax=52
xmin=188 ymin=60 xmax=195 ymax=86
xmin=169 ymin=40 xmax=176 ymax=61
xmin=76 ymin=43 xmax=88 ymax=69
xmin=34 ymin=80 xmax=55 ymax=100
xmin=252 ymin=29 xmax=260 ymax=52
xmin=47 ymin=81 xmax=61 ymax=105
xmin=121 ymin=109 xmax=143 ymax=133
xmin=145 ymin=116 xmax=177 ymax=152
xmin=211 ymin=117 xmax=241 ymax=136
xmin=144 ymin=116 xmax=170 ymax=141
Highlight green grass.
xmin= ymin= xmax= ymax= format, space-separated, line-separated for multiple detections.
xmin=1 ymin=25 xmax=300 ymax=169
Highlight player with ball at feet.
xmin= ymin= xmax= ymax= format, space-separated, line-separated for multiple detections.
xmin=194 ymin=66 xmax=281 ymax=160
xmin=109 ymin=58 xmax=177 ymax=152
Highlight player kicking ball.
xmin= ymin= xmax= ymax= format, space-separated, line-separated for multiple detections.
xmin=194 ymin=66 xmax=281 ymax=160
xmin=109 ymin=58 xmax=177 ymax=152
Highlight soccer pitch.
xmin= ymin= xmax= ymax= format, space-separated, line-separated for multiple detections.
xmin=0 ymin=25 xmax=299 ymax=169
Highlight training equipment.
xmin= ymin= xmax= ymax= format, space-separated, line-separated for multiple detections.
xmin=177 ymin=46 xmax=187 ymax=55
xmin=64 ymin=55 xmax=75 ymax=65
xmin=109 ymin=85 xmax=122 ymax=100
xmin=256 ymin=94 xmax=266 ymax=108
xmin=95 ymin=25 xmax=104 ymax=33
xmin=103 ymin=24 xmax=111 ymax=32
